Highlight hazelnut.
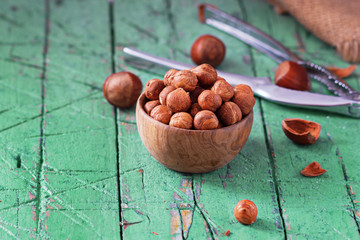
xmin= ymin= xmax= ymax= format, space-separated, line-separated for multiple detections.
xmin=103 ymin=71 xmax=142 ymax=108
xmin=164 ymin=69 xmax=178 ymax=86
xmin=275 ymin=61 xmax=311 ymax=91
xmin=150 ymin=105 xmax=172 ymax=124
xmin=217 ymin=102 xmax=242 ymax=126
xmin=144 ymin=100 xmax=160 ymax=114
xmin=232 ymin=85 xmax=256 ymax=115
xmin=189 ymin=86 xmax=204 ymax=104
xmin=159 ymin=86 xmax=176 ymax=105
xmin=234 ymin=199 xmax=258 ymax=225
xmin=211 ymin=79 xmax=234 ymax=102
xmin=189 ymin=103 xmax=202 ymax=117
xmin=169 ymin=112 xmax=193 ymax=129
xmin=194 ymin=110 xmax=219 ymax=130
xmin=190 ymin=34 xmax=226 ymax=67
xmin=166 ymin=88 xmax=191 ymax=113
xmin=171 ymin=70 xmax=198 ymax=91
xmin=198 ymin=90 xmax=222 ymax=112
xmin=144 ymin=79 xmax=165 ymax=100
xmin=190 ymin=64 xmax=217 ymax=88
xmin=233 ymin=84 xmax=253 ymax=94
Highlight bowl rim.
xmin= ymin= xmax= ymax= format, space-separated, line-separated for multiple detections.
xmin=136 ymin=92 xmax=253 ymax=133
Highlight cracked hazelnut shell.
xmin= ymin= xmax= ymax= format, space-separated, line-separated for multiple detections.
xmin=282 ymin=118 xmax=321 ymax=145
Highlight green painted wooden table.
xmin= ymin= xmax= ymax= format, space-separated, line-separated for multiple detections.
xmin=1 ymin=0 xmax=359 ymax=239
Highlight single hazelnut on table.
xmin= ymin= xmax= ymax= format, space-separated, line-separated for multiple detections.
xmin=217 ymin=102 xmax=242 ymax=126
xmin=232 ymin=85 xmax=256 ymax=115
xmin=190 ymin=64 xmax=218 ymax=88
xmin=164 ymin=69 xmax=178 ymax=86
xmin=211 ymin=79 xmax=234 ymax=102
xmin=150 ymin=105 xmax=172 ymax=124
xmin=194 ymin=110 xmax=219 ymax=130
xmin=103 ymin=71 xmax=142 ymax=108
xmin=189 ymin=103 xmax=202 ymax=117
xmin=171 ymin=70 xmax=198 ymax=91
xmin=169 ymin=112 xmax=193 ymax=129
xmin=144 ymin=100 xmax=160 ymax=114
xmin=190 ymin=34 xmax=226 ymax=68
xmin=144 ymin=79 xmax=165 ymax=100
xmin=159 ymin=86 xmax=176 ymax=105
xmin=166 ymin=88 xmax=191 ymax=113
xmin=189 ymin=86 xmax=204 ymax=104
xmin=234 ymin=199 xmax=258 ymax=225
xmin=198 ymin=90 xmax=222 ymax=112
xmin=274 ymin=61 xmax=311 ymax=91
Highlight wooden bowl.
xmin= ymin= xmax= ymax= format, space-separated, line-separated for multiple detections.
xmin=136 ymin=93 xmax=254 ymax=173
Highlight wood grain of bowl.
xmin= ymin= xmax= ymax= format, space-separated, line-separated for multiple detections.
xmin=136 ymin=93 xmax=254 ymax=173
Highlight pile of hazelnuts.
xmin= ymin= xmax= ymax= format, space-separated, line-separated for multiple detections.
xmin=143 ymin=63 xmax=255 ymax=130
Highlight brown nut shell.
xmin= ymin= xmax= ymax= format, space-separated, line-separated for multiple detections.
xmin=281 ymin=118 xmax=321 ymax=145
xmin=144 ymin=100 xmax=160 ymax=114
xmin=232 ymin=88 xmax=256 ymax=116
xmin=234 ymin=199 xmax=258 ymax=225
xmin=166 ymin=88 xmax=191 ymax=113
xmin=233 ymin=84 xmax=253 ymax=95
xmin=171 ymin=70 xmax=198 ymax=92
xmin=189 ymin=103 xmax=202 ymax=117
xmin=190 ymin=64 xmax=217 ymax=88
xmin=103 ymin=72 xmax=143 ymax=108
xmin=198 ymin=90 xmax=222 ymax=112
xmin=169 ymin=112 xmax=193 ymax=129
xmin=211 ymin=79 xmax=234 ymax=102
xmin=190 ymin=34 xmax=226 ymax=68
xmin=150 ymin=105 xmax=172 ymax=124
xmin=301 ymin=161 xmax=327 ymax=177
xmin=164 ymin=69 xmax=178 ymax=86
xmin=159 ymin=86 xmax=176 ymax=105
xmin=194 ymin=110 xmax=219 ymax=130
xmin=144 ymin=79 xmax=165 ymax=100
xmin=217 ymin=102 xmax=242 ymax=126
xmin=275 ymin=61 xmax=311 ymax=91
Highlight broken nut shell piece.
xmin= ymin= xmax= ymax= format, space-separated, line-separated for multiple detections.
xmin=281 ymin=118 xmax=321 ymax=145
xmin=301 ymin=161 xmax=327 ymax=177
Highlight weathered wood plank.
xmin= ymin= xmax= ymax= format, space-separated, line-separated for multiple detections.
xmin=30 ymin=0 xmax=121 ymax=238
xmin=244 ymin=0 xmax=360 ymax=238
xmin=0 ymin=1 xmax=45 ymax=239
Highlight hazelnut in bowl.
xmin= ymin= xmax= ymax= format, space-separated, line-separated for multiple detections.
xmin=136 ymin=66 xmax=255 ymax=173
xmin=136 ymin=71 xmax=255 ymax=173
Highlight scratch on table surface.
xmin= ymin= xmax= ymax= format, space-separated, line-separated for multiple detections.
xmin=284 ymin=214 xmax=291 ymax=231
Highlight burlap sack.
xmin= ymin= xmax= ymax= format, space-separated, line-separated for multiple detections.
xmin=268 ymin=0 xmax=360 ymax=63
